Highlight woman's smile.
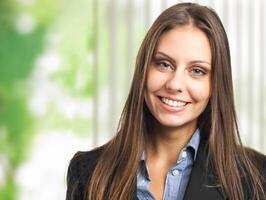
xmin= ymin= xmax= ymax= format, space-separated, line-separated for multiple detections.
xmin=158 ymin=96 xmax=191 ymax=112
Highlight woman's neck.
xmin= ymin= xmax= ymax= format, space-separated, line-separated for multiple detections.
xmin=146 ymin=122 xmax=197 ymax=166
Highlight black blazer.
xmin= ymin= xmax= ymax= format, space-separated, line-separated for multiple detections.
xmin=66 ymin=139 xmax=266 ymax=200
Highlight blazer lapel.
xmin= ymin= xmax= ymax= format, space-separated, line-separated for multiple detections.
xmin=183 ymin=139 xmax=224 ymax=200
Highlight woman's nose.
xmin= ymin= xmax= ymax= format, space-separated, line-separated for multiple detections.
xmin=165 ymin=71 xmax=186 ymax=93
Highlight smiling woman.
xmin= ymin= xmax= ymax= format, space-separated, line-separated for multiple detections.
xmin=66 ymin=3 xmax=266 ymax=200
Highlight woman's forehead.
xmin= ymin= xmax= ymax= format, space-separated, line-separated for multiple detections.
xmin=154 ymin=26 xmax=212 ymax=65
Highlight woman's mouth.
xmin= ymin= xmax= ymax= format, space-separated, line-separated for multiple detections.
xmin=159 ymin=96 xmax=190 ymax=108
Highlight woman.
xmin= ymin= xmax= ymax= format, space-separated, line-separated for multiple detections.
xmin=66 ymin=3 xmax=266 ymax=200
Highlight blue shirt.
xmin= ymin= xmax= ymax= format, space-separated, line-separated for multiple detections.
xmin=137 ymin=129 xmax=200 ymax=200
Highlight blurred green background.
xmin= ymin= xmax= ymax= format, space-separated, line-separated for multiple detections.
xmin=0 ymin=0 xmax=100 ymax=199
xmin=0 ymin=0 xmax=265 ymax=199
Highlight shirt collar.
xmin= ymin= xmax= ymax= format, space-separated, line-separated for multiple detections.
xmin=186 ymin=128 xmax=201 ymax=161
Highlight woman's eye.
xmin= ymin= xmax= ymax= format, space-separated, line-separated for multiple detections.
xmin=159 ymin=62 xmax=170 ymax=68
xmin=155 ymin=61 xmax=173 ymax=71
xmin=191 ymin=68 xmax=206 ymax=75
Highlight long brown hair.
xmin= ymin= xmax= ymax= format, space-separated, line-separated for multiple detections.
xmin=87 ymin=3 xmax=265 ymax=200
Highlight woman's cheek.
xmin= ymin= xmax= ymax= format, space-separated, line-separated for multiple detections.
xmin=146 ymin=71 xmax=167 ymax=92
xmin=188 ymin=81 xmax=211 ymax=100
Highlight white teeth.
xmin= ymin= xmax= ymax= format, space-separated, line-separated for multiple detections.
xmin=161 ymin=97 xmax=187 ymax=107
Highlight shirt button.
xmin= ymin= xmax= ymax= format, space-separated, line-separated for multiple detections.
xmin=172 ymin=169 xmax=179 ymax=176
xmin=181 ymin=151 xmax=187 ymax=158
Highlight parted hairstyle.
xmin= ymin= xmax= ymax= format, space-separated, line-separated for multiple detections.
xmin=86 ymin=3 xmax=265 ymax=200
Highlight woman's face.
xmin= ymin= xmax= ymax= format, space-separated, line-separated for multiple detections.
xmin=144 ymin=25 xmax=212 ymax=130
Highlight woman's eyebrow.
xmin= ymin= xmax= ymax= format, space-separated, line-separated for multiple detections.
xmin=154 ymin=51 xmax=176 ymax=64
xmin=156 ymin=51 xmax=211 ymax=67
xmin=189 ymin=60 xmax=211 ymax=66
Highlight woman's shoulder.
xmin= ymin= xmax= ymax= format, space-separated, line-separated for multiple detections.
xmin=71 ymin=146 xmax=104 ymax=166
xmin=66 ymin=146 xmax=105 ymax=200
xmin=244 ymin=147 xmax=266 ymax=172
xmin=68 ymin=145 xmax=105 ymax=176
